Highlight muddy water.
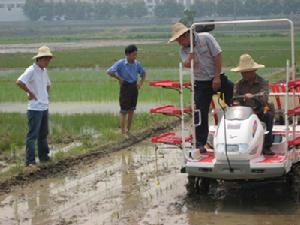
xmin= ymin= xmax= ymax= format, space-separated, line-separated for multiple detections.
xmin=0 ymin=141 xmax=300 ymax=225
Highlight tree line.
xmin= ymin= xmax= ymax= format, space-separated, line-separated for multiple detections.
xmin=23 ymin=0 xmax=300 ymax=21
xmin=194 ymin=0 xmax=300 ymax=17
xmin=23 ymin=0 xmax=149 ymax=21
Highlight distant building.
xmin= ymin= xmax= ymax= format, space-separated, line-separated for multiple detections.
xmin=0 ymin=0 xmax=26 ymax=21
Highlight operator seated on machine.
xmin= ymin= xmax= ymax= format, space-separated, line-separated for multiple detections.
xmin=231 ymin=54 xmax=275 ymax=155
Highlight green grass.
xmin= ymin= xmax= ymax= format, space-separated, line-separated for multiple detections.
xmin=1 ymin=24 xmax=299 ymax=180
xmin=0 ymin=44 xmax=179 ymax=68
xmin=0 ymin=34 xmax=299 ymax=69
xmin=0 ymin=31 xmax=169 ymax=44
xmin=0 ymin=112 xmax=174 ymax=181
xmin=0 ymin=112 xmax=170 ymax=154
xmin=0 ymin=21 xmax=171 ymax=44
xmin=0 ymin=68 xmax=191 ymax=103
xmin=0 ymin=67 xmax=284 ymax=103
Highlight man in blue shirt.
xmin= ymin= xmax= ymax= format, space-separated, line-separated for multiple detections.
xmin=107 ymin=45 xmax=146 ymax=135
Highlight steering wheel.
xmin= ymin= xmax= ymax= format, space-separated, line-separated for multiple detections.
xmin=232 ymin=95 xmax=263 ymax=112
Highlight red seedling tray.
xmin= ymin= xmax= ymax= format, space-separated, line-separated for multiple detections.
xmin=151 ymin=132 xmax=192 ymax=145
xmin=149 ymin=80 xmax=191 ymax=89
xmin=150 ymin=105 xmax=192 ymax=116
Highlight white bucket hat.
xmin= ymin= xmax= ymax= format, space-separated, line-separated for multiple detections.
xmin=32 ymin=46 xmax=53 ymax=60
xmin=168 ymin=22 xmax=189 ymax=43
xmin=231 ymin=54 xmax=265 ymax=72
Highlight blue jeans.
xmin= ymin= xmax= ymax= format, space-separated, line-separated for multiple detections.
xmin=26 ymin=110 xmax=50 ymax=165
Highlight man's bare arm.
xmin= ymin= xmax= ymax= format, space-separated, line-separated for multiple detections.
xmin=138 ymin=73 xmax=146 ymax=89
xmin=16 ymin=80 xmax=37 ymax=100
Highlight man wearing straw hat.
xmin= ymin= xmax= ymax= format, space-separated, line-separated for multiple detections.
xmin=232 ymin=53 xmax=275 ymax=155
xmin=16 ymin=46 xmax=53 ymax=166
xmin=169 ymin=22 xmax=233 ymax=154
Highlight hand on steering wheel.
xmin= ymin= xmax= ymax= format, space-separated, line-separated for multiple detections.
xmin=232 ymin=94 xmax=263 ymax=112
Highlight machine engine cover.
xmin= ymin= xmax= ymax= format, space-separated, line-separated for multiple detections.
xmin=214 ymin=107 xmax=264 ymax=161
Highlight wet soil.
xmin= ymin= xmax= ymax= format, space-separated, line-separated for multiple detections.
xmin=1 ymin=140 xmax=300 ymax=225
xmin=0 ymin=119 xmax=180 ymax=194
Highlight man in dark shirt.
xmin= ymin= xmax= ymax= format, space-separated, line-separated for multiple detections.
xmin=232 ymin=54 xmax=275 ymax=155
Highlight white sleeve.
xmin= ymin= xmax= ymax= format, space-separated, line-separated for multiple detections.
xmin=180 ymin=48 xmax=188 ymax=62
xmin=46 ymin=72 xmax=51 ymax=86
xmin=205 ymin=33 xmax=222 ymax=57
xmin=17 ymin=67 xmax=33 ymax=85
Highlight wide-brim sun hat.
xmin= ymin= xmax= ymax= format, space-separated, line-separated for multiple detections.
xmin=168 ymin=22 xmax=189 ymax=43
xmin=32 ymin=46 xmax=54 ymax=60
xmin=231 ymin=54 xmax=265 ymax=72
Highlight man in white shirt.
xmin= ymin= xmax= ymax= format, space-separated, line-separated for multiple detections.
xmin=16 ymin=46 xmax=53 ymax=166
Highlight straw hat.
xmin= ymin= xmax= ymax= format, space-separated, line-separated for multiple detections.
xmin=32 ymin=46 xmax=53 ymax=60
xmin=231 ymin=54 xmax=265 ymax=72
xmin=168 ymin=22 xmax=189 ymax=43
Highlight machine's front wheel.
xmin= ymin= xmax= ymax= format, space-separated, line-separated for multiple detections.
xmin=198 ymin=178 xmax=210 ymax=194
xmin=186 ymin=176 xmax=211 ymax=195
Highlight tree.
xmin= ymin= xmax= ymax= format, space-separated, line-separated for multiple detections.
xmin=41 ymin=1 xmax=55 ymax=21
xmin=154 ymin=0 xmax=184 ymax=18
xmin=283 ymin=0 xmax=300 ymax=14
xmin=111 ymin=4 xmax=126 ymax=18
xmin=53 ymin=1 xmax=65 ymax=19
xmin=242 ymin=0 xmax=260 ymax=16
xmin=194 ymin=0 xmax=216 ymax=17
xmin=125 ymin=1 xmax=148 ymax=18
xmin=23 ymin=0 xmax=45 ymax=21
xmin=217 ymin=0 xmax=234 ymax=16
xmin=179 ymin=9 xmax=196 ymax=26
xmin=61 ymin=0 xmax=91 ymax=20
xmin=268 ymin=0 xmax=283 ymax=15
xmin=94 ymin=1 xmax=113 ymax=19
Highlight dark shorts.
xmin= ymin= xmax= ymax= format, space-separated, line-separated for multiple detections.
xmin=119 ymin=81 xmax=138 ymax=113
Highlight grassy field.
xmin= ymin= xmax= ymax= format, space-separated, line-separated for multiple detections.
xmin=0 ymin=68 xmax=187 ymax=103
xmin=0 ymin=112 xmax=169 ymax=154
xmin=0 ymin=21 xmax=299 ymax=178
xmin=0 ymin=20 xmax=171 ymax=44
xmin=0 ymin=18 xmax=299 ymax=44
xmin=0 ymin=67 xmax=282 ymax=103
xmin=0 ymin=35 xmax=299 ymax=69
xmin=0 ymin=112 xmax=175 ymax=181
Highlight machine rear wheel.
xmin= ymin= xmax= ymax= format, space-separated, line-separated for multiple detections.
xmin=291 ymin=163 xmax=300 ymax=203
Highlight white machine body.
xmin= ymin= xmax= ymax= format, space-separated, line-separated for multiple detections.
xmin=214 ymin=106 xmax=264 ymax=161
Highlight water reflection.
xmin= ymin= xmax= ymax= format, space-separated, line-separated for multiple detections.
xmin=183 ymin=182 xmax=300 ymax=225
xmin=1 ymin=141 xmax=300 ymax=225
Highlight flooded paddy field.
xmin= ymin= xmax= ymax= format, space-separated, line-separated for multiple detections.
xmin=0 ymin=40 xmax=163 ymax=54
xmin=0 ymin=141 xmax=300 ymax=225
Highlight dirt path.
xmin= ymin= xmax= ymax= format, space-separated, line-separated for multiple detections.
xmin=0 ymin=40 xmax=163 ymax=53
xmin=0 ymin=140 xmax=300 ymax=225
xmin=0 ymin=102 xmax=157 ymax=114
